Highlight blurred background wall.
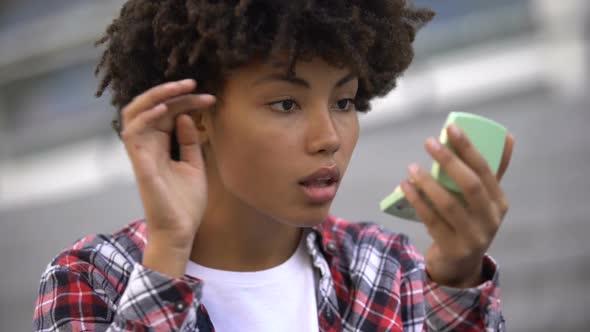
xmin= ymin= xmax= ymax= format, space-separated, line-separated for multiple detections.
xmin=1 ymin=0 xmax=589 ymax=331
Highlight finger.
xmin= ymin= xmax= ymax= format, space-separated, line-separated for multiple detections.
xmin=148 ymin=94 xmax=215 ymax=133
xmin=400 ymin=179 xmax=455 ymax=243
xmin=122 ymin=94 xmax=215 ymax=152
xmin=497 ymin=133 xmax=515 ymax=181
xmin=444 ymin=125 xmax=498 ymax=207
xmin=176 ymin=114 xmax=205 ymax=169
xmin=122 ymin=79 xmax=196 ymax=125
xmin=129 ymin=94 xmax=215 ymax=136
xmin=425 ymin=136 xmax=491 ymax=214
xmin=407 ymin=163 xmax=471 ymax=231
xmin=163 ymin=94 xmax=216 ymax=119
xmin=123 ymin=103 xmax=168 ymax=137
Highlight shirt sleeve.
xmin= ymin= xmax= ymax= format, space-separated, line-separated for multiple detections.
xmin=33 ymin=262 xmax=203 ymax=332
xmin=423 ymin=255 xmax=505 ymax=332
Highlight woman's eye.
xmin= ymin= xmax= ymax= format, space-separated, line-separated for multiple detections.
xmin=268 ymin=98 xmax=355 ymax=113
xmin=335 ymin=98 xmax=356 ymax=112
xmin=268 ymin=99 xmax=299 ymax=113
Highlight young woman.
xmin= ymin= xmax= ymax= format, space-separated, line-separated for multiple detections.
xmin=33 ymin=1 xmax=514 ymax=331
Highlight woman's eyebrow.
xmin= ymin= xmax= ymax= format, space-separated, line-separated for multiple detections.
xmin=335 ymin=73 xmax=357 ymax=87
xmin=252 ymin=74 xmax=310 ymax=88
xmin=251 ymin=72 xmax=357 ymax=89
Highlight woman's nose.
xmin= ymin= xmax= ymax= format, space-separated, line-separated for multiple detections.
xmin=305 ymin=109 xmax=341 ymax=155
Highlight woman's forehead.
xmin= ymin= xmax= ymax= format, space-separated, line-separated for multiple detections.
xmin=235 ymin=55 xmax=354 ymax=81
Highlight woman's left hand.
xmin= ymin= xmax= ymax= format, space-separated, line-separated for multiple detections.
xmin=400 ymin=124 xmax=515 ymax=288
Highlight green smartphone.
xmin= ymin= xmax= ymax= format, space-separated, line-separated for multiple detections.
xmin=379 ymin=112 xmax=507 ymax=222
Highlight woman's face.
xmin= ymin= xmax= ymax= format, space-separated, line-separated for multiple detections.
xmin=200 ymin=56 xmax=360 ymax=226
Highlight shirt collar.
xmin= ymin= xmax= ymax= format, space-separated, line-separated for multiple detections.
xmin=305 ymin=215 xmax=339 ymax=277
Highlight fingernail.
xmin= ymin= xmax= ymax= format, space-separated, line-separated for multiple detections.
xmin=164 ymin=82 xmax=178 ymax=89
xmin=179 ymin=79 xmax=195 ymax=86
xmin=448 ymin=124 xmax=462 ymax=137
xmin=408 ymin=163 xmax=421 ymax=176
xmin=400 ymin=180 xmax=412 ymax=192
xmin=201 ymin=94 xmax=216 ymax=102
xmin=426 ymin=137 xmax=441 ymax=151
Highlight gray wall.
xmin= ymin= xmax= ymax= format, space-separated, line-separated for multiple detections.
xmin=2 ymin=90 xmax=589 ymax=331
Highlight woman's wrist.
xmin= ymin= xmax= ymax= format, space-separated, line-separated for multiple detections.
xmin=143 ymin=233 xmax=193 ymax=278
xmin=429 ymin=260 xmax=484 ymax=289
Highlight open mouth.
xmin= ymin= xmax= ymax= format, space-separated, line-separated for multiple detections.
xmin=298 ymin=166 xmax=340 ymax=186
xmin=298 ymin=166 xmax=340 ymax=203
xmin=299 ymin=177 xmax=337 ymax=188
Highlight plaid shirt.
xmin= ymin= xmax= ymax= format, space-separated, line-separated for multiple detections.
xmin=33 ymin=215 xmax=505 ymax=331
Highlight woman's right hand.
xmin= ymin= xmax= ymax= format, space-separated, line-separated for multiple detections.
xmin=120 ymin=79 xmax=216 ymax=277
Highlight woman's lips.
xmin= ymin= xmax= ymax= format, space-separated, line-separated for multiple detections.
xmin=298 ymin=165 xmax=340 ymax=203
xmin=299 ymin=180 xmax=338 ymax=203
xmin=298 ymin=166 xmax=340 ymax=185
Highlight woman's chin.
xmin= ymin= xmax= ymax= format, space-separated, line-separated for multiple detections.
xmin=286 ymin=206 xmax=332 ymax=228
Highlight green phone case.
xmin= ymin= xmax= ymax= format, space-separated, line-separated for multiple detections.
xmin=379 ymin=112 xmax=507 ymax=222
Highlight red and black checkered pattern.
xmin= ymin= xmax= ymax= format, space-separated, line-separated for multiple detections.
xmin=33 ymin=215 xmax=504 ymax=331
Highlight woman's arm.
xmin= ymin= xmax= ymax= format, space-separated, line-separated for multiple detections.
xmin=33 ymin=262 xmax=203 ymax=331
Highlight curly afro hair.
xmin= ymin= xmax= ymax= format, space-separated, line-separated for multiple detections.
xmin=95 ymin=0 xmax=434 ymax=151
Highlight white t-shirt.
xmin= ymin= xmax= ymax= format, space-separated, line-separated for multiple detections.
xmin=185 ymin=236 xmax=319 ymax=332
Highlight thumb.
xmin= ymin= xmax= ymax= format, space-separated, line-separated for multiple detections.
xmin=176 ymin=114 xmax=205 ymax=169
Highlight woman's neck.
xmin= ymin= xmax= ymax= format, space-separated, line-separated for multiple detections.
xmin=189 ymin=192 xmax=303 ymax=272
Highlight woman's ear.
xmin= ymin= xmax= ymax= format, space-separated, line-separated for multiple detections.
xmin=191 ymin=104 xmax=215 ymax=144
